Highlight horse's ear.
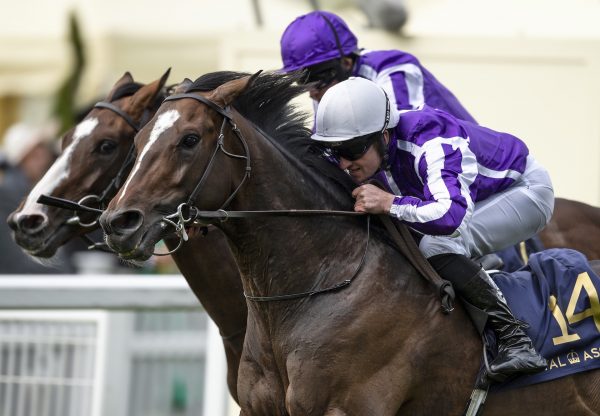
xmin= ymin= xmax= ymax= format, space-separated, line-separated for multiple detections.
xmin=127 ymin=68 xmax=171 ymax=120
xmin=211 ymin=70 xmax=262 ymax=107
xmin=247 ymin=70 xmax=262 ymax=89
xmin=170 ymin=78 xmax=194 ymax=95
xmin=106 ymin=72 xmax=135 ymax=101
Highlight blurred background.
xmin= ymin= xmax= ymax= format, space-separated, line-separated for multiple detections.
xmin=1 ymin=0 xmax=600 ymax=415
xmin=2 ymin=0 xmax=600 ymax=204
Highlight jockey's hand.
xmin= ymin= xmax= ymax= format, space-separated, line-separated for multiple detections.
xmin=351 ymin=184 xmax=395 ymax=214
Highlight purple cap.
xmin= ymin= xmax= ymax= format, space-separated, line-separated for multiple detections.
xmin=280 ymin=11 xmax=358 ymax=72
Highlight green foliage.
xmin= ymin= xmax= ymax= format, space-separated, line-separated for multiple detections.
xmin=52 ymin=11 xmax=86 ymax=135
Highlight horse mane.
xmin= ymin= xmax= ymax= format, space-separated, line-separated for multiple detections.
xmin=186 ymin=71 xmax=358 ymax=205
xmin=111 ymin=82 xmax=144 ymax=101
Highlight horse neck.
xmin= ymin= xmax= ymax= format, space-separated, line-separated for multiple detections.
xmin=217 ymin=116 xmax=404 ymax=302
xmin=227 ymin=114 xmax=350 ymax=212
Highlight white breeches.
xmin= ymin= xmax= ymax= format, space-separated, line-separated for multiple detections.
xmin=419 ymin=155 xmax=554 ymax=259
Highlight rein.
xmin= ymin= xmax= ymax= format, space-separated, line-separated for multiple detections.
xmin=154 ymin=92 xmax=374 ymax=301
xmin=37 ymin=91 xmax=451 ymax=310
xmin=244 ymin=215 xmax=371 ymax=302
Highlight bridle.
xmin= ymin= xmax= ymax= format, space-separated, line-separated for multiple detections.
xmin=155 ymin=92 xmax=252 ymax=255
xmin=35 ymin=90 xmax=452 ymax=310
xmin=37 ymin=100 xmax=143 ymax=250
xmin=148 ymin=92 xmax=373 ymax=302
xmin=165 ymin=93 xmax=252 ymax=209
xmin=34 ymin=88 xmax=372 ymax=303
xmin=155 ymin=92 xmax=366 ymax=254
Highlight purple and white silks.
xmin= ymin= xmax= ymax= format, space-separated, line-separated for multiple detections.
xmin=354 ymin=49 xmax=477 ymax=123
xmin=379 ymin=105 xmax=531 ymax=239
xmin=310 ymin=48 xmax=477 ymax=130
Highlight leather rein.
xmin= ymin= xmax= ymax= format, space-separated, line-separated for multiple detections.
xmin=153 ymin=93 xmax=373 ymax=302
xmin=38 ymin=92 xmax=453 ymax=311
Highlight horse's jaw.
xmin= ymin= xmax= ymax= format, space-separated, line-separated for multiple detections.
xmin=11 ymin=222 xmax=80 ymax=258
xmin=104 ymin=219 xmax=169 ymax=261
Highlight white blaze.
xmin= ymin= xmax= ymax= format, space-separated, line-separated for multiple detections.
xmin=17 ymin=118 xmax=99 ymax=218
xmin=118 ymin=110 xmax=180 ymax=203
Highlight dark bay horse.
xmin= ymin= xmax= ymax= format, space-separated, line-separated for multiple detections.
xmin=540 ymin=197 xmax=600 ymax=260
xmin=99 ymin=71 xmax=600 ymax=415
xmin=499 ymin=198 xmax=600 ymax=272
xmin=7 ymin=71 xmax=247 ymax=402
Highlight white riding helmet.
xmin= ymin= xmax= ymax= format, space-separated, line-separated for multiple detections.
xmin=311 ymin=77 xmax=399 ymax=143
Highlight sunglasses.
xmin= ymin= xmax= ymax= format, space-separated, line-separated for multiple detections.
xmin=328 ymin=133 xmax=379 ymax=161
xmin=299 ymin=62 xmax=341 ymax=90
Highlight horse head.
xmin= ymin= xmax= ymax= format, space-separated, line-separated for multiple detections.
xmin=7 ymin=70 xmax=170 ymax=257
xmin=99 ymin=72 xmax=265 ymax=260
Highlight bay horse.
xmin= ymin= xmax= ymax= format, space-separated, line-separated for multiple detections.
xmin=6 ymin=71 xmax=247 ymax=402
xmin=99 ymin=70 xmax=600 ymax=415
xmin=540 ymin=197 xmax=600 ymax=260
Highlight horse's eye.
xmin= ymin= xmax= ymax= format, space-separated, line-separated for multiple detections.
xmin=180 ymin=134 xmax=200 ymax=149
xmin=97 ymin=140 xmax=117 ymax=155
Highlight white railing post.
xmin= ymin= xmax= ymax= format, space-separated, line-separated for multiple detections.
xmin=202 ymin=319 xmax=230 ymax=416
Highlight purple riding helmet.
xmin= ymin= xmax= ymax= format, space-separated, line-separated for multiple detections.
xmin=280 ymin=11 xmax=359 ymax=72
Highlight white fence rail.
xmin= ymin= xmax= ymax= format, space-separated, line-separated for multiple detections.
xmin=0 ymin=275 xmax=200 ymax=310
xmin=0 ymin=275 xmax=234 ymax=416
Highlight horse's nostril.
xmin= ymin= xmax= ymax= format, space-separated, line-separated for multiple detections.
xmin=17 ymin=214 xmax=48 ymax=235
xmin=108 ymin=210 xmax=144 ymax=235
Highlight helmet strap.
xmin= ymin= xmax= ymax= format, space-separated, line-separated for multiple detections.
xmin=368 ymin=131 xmax=390 ymax=173
xmin=381 ymin=90 xmax=391 ymax=132
xmin=319 ymin=13 xmax=346 ymax=59
xmin=318 ymin=13 xmax=357 ymax=82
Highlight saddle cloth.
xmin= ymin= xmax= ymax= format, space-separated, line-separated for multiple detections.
xmin=495 ymin=235 xmax=545 ymax=273
xmin=489 ymin=248 xmax=600 ymax=390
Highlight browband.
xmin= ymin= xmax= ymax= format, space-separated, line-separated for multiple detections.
xmin=164 ymin=93 xmax=232 ymax=119
xmin=94 ymin=101 xmax=140 ymax=132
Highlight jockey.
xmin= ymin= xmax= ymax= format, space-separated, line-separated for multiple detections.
xmin=311 ymin=77 xmax=554 ymax=382
xmin=280 ymin=10 xmax=476 ymax=123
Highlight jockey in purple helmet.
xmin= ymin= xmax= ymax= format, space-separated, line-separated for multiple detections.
xmin=311 ymin=77 xmax=554 ymax=382
xmin=280 ymin=10 xmax=476 ymax=123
